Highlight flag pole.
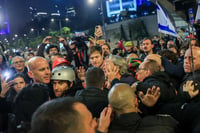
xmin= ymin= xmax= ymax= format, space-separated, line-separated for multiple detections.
xmin=187 ymin=23 xmax=195 ymax=80
xmin=159 ymin=32 xmax=162 ymax=39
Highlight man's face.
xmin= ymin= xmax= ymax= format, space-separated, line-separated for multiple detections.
xmin=74 ymin=103 xmax=97 ymax=133
xmin=167 ymin=41 xmax=174 ymax=48
xmin=29 ymin=59 xmax=51 ymax=84
xmin=136 ymin=62 xmax=149 ymax=81
xmin=184 ymin=48 xmax=200 ymax=73
xmin=139 ymin=43 xmax=144 ymax=51
xmin=70 ymin=44 xmax=76 ymax=50
xmin=90 ymin=51 xmax=103 ymax=67
xmin=142 ymin=39 xmax=153 ymax=54
xmin=102 ymin=45 xmax=110 ymax=57
xmin=49 ymin=48 xmax=58 ymax=56
xmin=159 ymin=40 xmax=165 ymax=46
xmin=13 ymin=77 xmax=26 ymax=93
xmin=12 ymin=57 xmax=25 ymax=72
xmin=180 ymin=49 xmax=186 ymax=57
xmin=169 ymin=47 xmax=178 ymax=54
xmin=191 ymin=40 xmax=197 ymax=46
xmin=115 ymin=43 xmax=120 ymax=48
xmin=125 ymin=46 xmax=133 ymax=52
xmin=70 ymin=44 xmax=78 ymax=54
xmin=51 ymin=55 xmax=62 ymax=63
xmin=53 ymin=80 xmax=69 ymax=97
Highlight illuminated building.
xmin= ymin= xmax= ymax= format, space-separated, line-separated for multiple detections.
xmin=106 ymin=0 xmax=149 ymax=17
xmin=0 ymin=0 xmax=10 ymax=35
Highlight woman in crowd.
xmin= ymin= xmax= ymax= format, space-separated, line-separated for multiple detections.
xmin=6 ymin=73 xmax=28 ymax=102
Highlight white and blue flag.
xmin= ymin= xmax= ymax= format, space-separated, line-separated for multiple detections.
xmin=156 ymin=1 xmax=178 ymax=37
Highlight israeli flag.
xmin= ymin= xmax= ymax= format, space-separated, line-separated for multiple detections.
xmin=156 ymin=1 xmax=178 ymax=37
xmin=195 ymin=2 xmax=200 ymax=22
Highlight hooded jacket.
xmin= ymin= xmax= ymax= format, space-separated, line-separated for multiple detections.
xmin=136 ymin=71 xmax=177 ymax=115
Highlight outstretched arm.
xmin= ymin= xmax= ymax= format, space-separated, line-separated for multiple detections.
xmin=58 ymin=36 xmax=73 ymax=62
xmin=161 ymin=57 xmax=185 ymax=79
xmin=36 ymin=36 xmax=52 ymax=57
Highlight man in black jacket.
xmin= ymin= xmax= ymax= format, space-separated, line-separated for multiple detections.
xmin=178 ymin=46 xmax=200 ymax=103
xmin=108 ymin=83 xmax=179 ymax=133
xmin=31 ymin=97 xmax=111 ymax=133
xmin=75 ymin=67 xmax=108 ymax=118
xmin=136 ymin=59 xmax=177 ymax=115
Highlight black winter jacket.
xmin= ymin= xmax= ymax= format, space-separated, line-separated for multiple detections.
xmin=75 ymin=87 xmax=108 ymax=118
xmin=108 ymin=112 xmax=179 ymax=133
xmin=178 ymin=70 xmax=200 ymax=103
xmin=136 ymin=71 xmax=177 ymax=115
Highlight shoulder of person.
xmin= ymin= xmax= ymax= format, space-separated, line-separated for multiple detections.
xmin=139 ymin=114 xmax=178 ymax=132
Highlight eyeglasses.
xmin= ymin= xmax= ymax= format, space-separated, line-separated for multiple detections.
xmin=13 ymin=61 xmax=24 ymax=64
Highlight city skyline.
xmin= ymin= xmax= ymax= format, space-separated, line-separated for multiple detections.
xmin=1 ymin=0 xmax=149 ymax=35
xmin=4 ymin=0 xmax=79 ymax=34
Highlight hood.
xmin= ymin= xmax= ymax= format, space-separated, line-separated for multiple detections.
xmin=144 ymin=71 xmax=171 ymax=85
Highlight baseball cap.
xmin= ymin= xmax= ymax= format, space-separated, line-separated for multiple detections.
xmin=52 ymin=58 xmax=70 ymax=69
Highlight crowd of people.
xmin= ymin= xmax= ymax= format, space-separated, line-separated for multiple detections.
xmin=0 ymin=28 xmax=200 ymax=133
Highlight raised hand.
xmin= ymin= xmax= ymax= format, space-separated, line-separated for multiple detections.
xmin=58 ymin=36 xmax=67 ymax=46
xmin=0 ymin=77 xmax=15 ymax=98
xmin=94 ymin=25 xmax=103 ymax=38
xmin=42 ymin=36 xmax=52 ymax=44
xmin=89 ymin=36 xmax=97 ymax=47
xmin=98 ymin=105 xmax=112 ymax=133
xmin=183 ymin=80 xmax=199 ymax=99
xmin=139 ymin=86 xmax=160 ymax=107
xmin=76 ymin=66 xmax=86 ymax=81
xmin=104 ymin=60 xmax=119 ymax=83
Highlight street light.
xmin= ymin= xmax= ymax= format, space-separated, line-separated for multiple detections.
xmin=51 ymin=18 xmax=61 ymax=30
xmin=100 ymin=0 xmax=106 ymax=39
xmin=51 ymin=18 xmax=55 ymax=22
xmin=14 ymin=34 xmax=18 ymax=38
xmin=30 ymin=28 xmax=45 ymax=37
xmin=65 ymin=18 xmax=69 ymax=21
xmin=31 ymin=28 xmax=39 ymax=36
xmin=88 ymin=0 xmax=95 ymax=4
xmin=50 ymin=17 xmax=69 ymax=31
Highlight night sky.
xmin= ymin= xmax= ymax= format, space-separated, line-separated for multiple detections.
xmin=5 ymin=0 xmax=96 ymax=34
